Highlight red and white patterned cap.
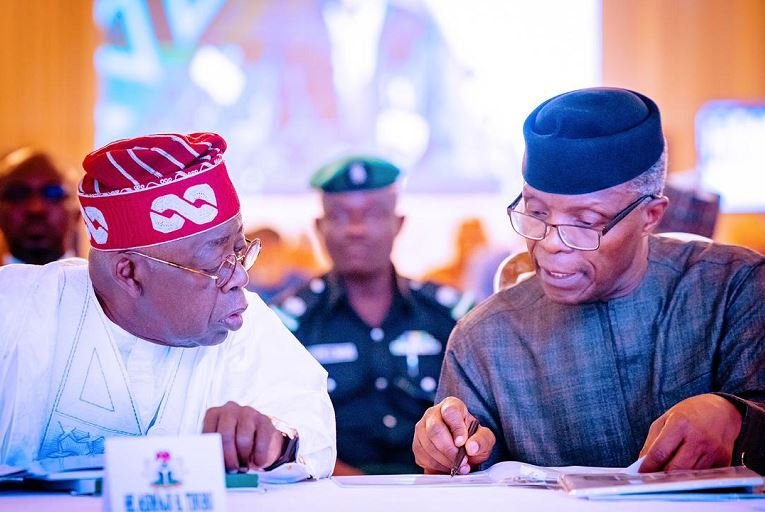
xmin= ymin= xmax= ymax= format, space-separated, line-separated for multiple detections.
xmin=78 ymin=132 xmax=240 ymax=251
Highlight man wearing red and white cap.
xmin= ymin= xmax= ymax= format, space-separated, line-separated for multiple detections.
xmin=0 ymin=133 xmax=336 ymax=480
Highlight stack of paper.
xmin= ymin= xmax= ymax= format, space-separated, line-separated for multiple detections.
xmin=333 ymin=458 xmax=765 ymax=501
xmin=559 ymin=465 xmax=764 ymax=498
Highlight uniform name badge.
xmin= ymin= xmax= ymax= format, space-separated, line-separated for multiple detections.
xmin=104 ymin=434 xmax=226 ymax=512
xmin=389 ymin=331 xmax=442 ymax=377
xmin=308 ymin=342 xmax=359 ymax=364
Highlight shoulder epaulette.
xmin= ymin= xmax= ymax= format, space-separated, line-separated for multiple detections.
xmin=408 ymin=280 xmax=475 ymax=320
xmin=269 ymin=277 xmax=328 ymax=332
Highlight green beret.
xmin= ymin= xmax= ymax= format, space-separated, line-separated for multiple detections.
xmin=310 ymin=156 xmax=401 ymax=192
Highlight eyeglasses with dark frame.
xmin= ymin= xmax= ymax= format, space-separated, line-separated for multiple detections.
xmin=0 ymin=183 xmax=69 ymax=203
xmin=124 ymin=238 xmax=262 ymax=288
xmin=507 ymin=194 xmax=659 ymax=251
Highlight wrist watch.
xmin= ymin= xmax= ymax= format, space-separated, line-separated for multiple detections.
xmin=263 ymin=432 xmax=299 ymax=471
xmin=264 ymin=416 xmax=299 ymax=471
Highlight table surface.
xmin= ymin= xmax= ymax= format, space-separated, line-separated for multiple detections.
xmin=1 ymin=477 xmax=763 ymax=511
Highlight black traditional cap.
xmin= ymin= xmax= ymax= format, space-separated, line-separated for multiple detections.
xmin=310 ymin=156 xmax=401 ymax=192
xmin=522 ymin=87 xmax=664 ymax=194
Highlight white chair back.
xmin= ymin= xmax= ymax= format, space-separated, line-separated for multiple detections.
xmin=492 ymin=250 xmax=535 ymax=293
xmin=656 ymin=232 xmax=713 ymax=243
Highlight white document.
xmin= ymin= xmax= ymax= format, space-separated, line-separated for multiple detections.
xmin=332 ymin=457 xmax=645 ymax=488
xmin=0 ymin=465 xmax=25 ymax=478
xmin=560 ymin=465 xmax=764 ymax=498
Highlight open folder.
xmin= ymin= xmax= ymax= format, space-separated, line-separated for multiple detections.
xmin=333 ymin=459 xmax=764 ymax=499
xmin=332 ymin=458 xmax=645 ymax=488
xmin=559 ymin=465 xmax=764 ymax=498
xmin=0 ymin=459 xmax=104 ymax=495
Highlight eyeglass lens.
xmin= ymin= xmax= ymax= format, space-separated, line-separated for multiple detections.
xmin=510 ymin=211 xmax=600 ymax=250
xmin=216 ymin=240 xmax=261 ymax=287
xmin=556 ymin=225 xmax=599 ymax=250
xmin=1 ymin=183 xmax=68 ymax=203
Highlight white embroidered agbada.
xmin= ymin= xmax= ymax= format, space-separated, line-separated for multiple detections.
xmin=0 ymin=258 xmax=336 ymax=480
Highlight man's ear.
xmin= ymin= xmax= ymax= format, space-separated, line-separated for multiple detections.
xmin=394 ymin=214 xmax=405 ymax=236
xmin=643 ymin=196 xmax=669 ymax=234
xmin=113 ymin=255 xmax=143 ymax=298
xmin=314 ymin=217 xmax=330 ymax=244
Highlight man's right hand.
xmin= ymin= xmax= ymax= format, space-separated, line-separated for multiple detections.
xmin=202 ymin=401 xmax=286 ymax=472
xmin=412 ymin=396 xmax=496 ymax=474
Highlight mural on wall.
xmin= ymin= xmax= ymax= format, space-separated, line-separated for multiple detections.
xmin=94 ymin=0 xmax=600 ymax=195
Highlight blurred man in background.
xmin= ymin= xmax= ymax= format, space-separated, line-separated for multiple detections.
xmin=0 ymin=148 xmax=80 ymax=265
xmin=271 ymin=156 xmax=472 ymax=474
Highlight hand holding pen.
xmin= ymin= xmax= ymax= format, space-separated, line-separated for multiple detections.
xmin=450 ymin=418 xmax=480 ymax=477
xmin=413 ymin=396 xmax=496 ymax=475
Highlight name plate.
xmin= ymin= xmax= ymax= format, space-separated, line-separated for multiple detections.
xmin=104 ymin=434 xmax=226 ymax=512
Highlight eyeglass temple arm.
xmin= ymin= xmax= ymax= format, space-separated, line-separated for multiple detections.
xmin=125 ymin=251 xmax=219 ymax=280
xmin=601 ymin=194 xmax=659 ymax=236
xmin=508 ymin=193 xmax=523 ymax=210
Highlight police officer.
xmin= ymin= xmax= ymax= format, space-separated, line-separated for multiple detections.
xmin=271 ymin=156 xmax=472 ymax=475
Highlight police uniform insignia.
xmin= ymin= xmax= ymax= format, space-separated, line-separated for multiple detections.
xmin=435 ymin=285 xmax=459 ymax=307
xmin=419 ymin=376 xmax=437 ymax=393
xmin=310 ymin=156 xmax=400 ymax=192
xmin=283 ymin=296 xmax=307 ymax=317
xmin=389 ymin=330 xmax=442 ymax=377
xmin=432 ymin=285 xmax=474 ymax=320
xmin=307 ymin=342 xmax=359 ymax=365
xmin=349 ymin=162 xmax=367 ymax=185
xmin=309 ymin=278 xmax=326 ymax=294
xmin=450 ymin=291 xmax=474 ymax=320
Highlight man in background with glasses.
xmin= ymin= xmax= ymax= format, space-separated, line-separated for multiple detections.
xmin=0 ymin=133 xmax=336 ymax=481
xmin=414 ymin=87 xmax=764 ymax=475
xmin=0 ymin=148 xmax=81 ymax=265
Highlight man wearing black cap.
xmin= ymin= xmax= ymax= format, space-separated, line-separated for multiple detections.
xmin=271 ymin=156 xmax=472 ymax=475
xmin=413 ymin=87 xmax=765 ymax=475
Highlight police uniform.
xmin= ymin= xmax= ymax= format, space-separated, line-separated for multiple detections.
xmin=271 ymin=271 xmax=472 ymax=473
xmin=271 ymin=156 xmax=473 ymax=473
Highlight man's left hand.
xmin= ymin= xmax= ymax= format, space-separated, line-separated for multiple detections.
xmin=203 ymin=401 xmax=285 ymax=472
xmin=639 ymin=394 xmax=742 ymax=472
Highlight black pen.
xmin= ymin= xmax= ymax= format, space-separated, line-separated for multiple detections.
xmin=450 ymin=418 xmax=479 ymax=477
